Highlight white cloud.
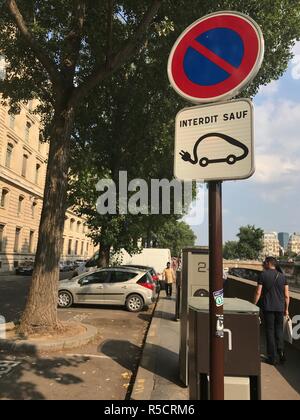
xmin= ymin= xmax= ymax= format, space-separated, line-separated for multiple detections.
xmin=254 ymin=154 xmax=300 ymax=184
xmin=258 ymin=80 xmax=280 ymax=96
xmin=253 ymin=98 xmax=300 ymax=187
xmin=292 ymin=40 xmax=300 ymax=56
xmin=291 ymin=41 xmax=300 ymax=80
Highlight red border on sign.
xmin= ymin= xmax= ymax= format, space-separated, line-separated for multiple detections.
xmin=170 ymin=15 xmax=260 ymax=100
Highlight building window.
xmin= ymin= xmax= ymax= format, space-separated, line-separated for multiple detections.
xmin=29 ymin=231 xmax=34 ymax=253
xmin=5 ymin=143 xmax=14 ymax=168
xmin=75 ymin=240 xmax=78 ymax=256
xmin=25 ymin=122 xmax=31 ymax=142
xmin=21 ymin=154 xmax=28 ymax=177
xmin=17 ymin=196 xmax=24 ymax=214
xmin=70 ymin=218 xmax=75 ymax=231
xmin=31 ymin=201 xmax=37 ymax=218
xmin=68 ymin=239 xmax=72 ymax=256
xmin=14 ymin=227 xmax=21 ymax=253
xmin=35 ymin=163 xmax=41 ymax=185
xmin=0 ymin=189 xmax=9 ymax=208
xmin=81 ymin=241 xmax=84 ymax=256
xmin=77 ymin=221 xmax=81 ymax=233
xmin=38 ymin=132 xmax=43 ymax=153
xmin=86 ymin=243 xmax=89 ymax=254
xmin=0 ymin=224 xmax=4 ymax=252
xmin=9 ymin=114 xmax=15 ymax=130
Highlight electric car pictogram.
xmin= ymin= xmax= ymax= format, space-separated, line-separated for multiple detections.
xmin=179 ymin=132 xmax=249 ymax=168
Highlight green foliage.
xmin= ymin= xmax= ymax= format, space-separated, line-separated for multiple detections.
xmin=223 ymin=225 xmax=264 ymax=260
xmin=68 ymin=60 xmax=193 ymax=256
xmin=153 ymin=220 xmax=196 ymax=256
xmin=0 ymin=1 xmax=299 ymax=256
xmin=0 ymin=1 xmax=299 ymax=326
xmin=1 ymin=1 xmax=300 ymax=121
xmin=223 ymin=241 xmax=239 ymax=260
xmin=237 ymin=225 xmax=264 ymax=259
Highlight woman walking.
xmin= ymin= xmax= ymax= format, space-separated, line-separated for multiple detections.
xmin=254 ymin=257 xmax=290 ymax=366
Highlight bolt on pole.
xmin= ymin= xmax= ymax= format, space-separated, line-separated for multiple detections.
xmin=209 ymin=181 xmax=225 ymax=400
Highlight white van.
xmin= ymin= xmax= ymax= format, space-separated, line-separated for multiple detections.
xmin=74 ymin=248 xmax=171 ymax=278
xmin=119 ymin=248 xmax=172 ymax=278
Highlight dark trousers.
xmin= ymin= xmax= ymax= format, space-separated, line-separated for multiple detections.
xmin=166 ymin=283 xmax=173 ymax=297
xmin=264 ymin=311 xmax=284 ymax=361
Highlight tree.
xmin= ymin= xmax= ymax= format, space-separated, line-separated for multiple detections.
xmin=237 ymin=225 xmax=264 ymax=260
xmin=0 ymin=1 xmax=299 ymax=334
xmin=0 ymin=0 xmax=163 ymax=334
xmin=223 ymin=225 xmax=264 ymax=260
xmin=223 ymin=241 xmax=239 ymax=260
xmin=69 ymin=58 xmax=191 ymax=265
xmin=154 ymin=221 xmax=196 ymax=256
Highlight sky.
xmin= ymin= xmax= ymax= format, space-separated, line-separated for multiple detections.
xmin=189 ymin=41 xmax=300 ymax=245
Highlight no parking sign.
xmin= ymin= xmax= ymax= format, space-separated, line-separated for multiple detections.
xmin=168 ymin=11 xmax=264 ymax=103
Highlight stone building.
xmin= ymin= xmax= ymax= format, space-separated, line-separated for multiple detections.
xmin=262 ymin=232 xmax=281 ymax=257
xmin=0 ymin=100 xmax=95 ymax=273
xmin=287 ymin=233 xmax=300 ymax=256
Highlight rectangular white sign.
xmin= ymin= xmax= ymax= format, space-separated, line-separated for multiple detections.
xmin=174 ymin=99 xmax=254 ymax=181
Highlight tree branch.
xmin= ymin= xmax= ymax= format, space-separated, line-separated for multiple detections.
xmin=73 ymin=0 xmax=162 ymax=103
xmin=105 ymin=0 xmax=114 ymax=70
xmin=6 ymin=0 xmax=62 ymax=90
xmin=62 ymin=0 xmax=86 ymax=79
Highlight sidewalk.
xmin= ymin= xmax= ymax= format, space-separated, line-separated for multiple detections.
xmin=132 ymin=293 xmax=300 ymax=401
xmin=131 ymin=295 xmax=188 ymax=400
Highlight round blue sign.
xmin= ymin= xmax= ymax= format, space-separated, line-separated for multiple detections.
xmin=168 ymin=12 xmax=265 ymax=103
xmin=183 ymin=28 xmax=244 ymax=86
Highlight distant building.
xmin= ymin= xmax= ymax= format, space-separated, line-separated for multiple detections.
xmin=263 ymin=232 xmax=280 ymax=257
xmin=288 ymin=233 xmax=300 ymax=256
xmin=278 ymin=232 xmax=290 ymax=251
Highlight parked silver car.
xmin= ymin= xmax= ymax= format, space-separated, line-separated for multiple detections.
xmin=58 ymin=267 xmax=156 ymax=312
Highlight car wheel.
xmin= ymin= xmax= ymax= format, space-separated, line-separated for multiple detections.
xmin=226 ymin=154 xmax=237 ymax=165
xmin=126 ymin=294 xmax=144 ymax=313
xmin=58 ymin=291 xmax=73 ymax=309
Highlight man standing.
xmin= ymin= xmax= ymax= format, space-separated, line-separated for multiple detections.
xmin=254 ymin=257 xmax=290 ymax=366
xmin=162 ymin=262 xmax=175 ymax=298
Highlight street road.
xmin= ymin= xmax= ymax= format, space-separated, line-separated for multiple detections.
xmin=0 ymin=274 xmax=154 ymax=400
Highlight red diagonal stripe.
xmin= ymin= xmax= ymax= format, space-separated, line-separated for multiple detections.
xmin=190 ymin=39 xmax=237 ymax=75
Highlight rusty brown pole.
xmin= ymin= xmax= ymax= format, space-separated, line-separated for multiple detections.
xmin=209 ymin=181 xmax=224 ymax=400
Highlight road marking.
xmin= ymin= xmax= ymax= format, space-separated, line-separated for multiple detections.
xmin=0 ymin=361 xmax=21 ymax=377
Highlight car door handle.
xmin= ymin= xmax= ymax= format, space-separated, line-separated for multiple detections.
xmin=122 ymin=286 xmax=127 ymax=289
xmin=97 ymin=285 xmax=104 ymax=289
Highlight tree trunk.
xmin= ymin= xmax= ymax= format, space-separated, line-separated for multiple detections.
xmin=19 ymin=105 xmax=75 ymax=335
xmin=98 ymin=244 xmax=111 ymax=268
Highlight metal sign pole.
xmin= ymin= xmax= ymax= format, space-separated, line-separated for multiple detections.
xmin=209 ymin=181 xmax=224 ymax=400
